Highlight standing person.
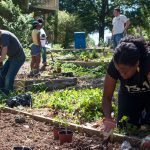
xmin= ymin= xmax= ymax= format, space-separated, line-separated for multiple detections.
xmin=100 ymin=35 xmax=150 ymax=148
xmin=29 ymin=21 xmax=41 ymax=77
xmin=0 ymin=30 xmax=26 ymax=95
xmin=37 ymin=18 xmax=47 ymax=70
xmin=112 ymin=7 xmax=130 ymax=50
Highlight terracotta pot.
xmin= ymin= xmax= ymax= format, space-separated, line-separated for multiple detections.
xmin=59 ymin=130 xmax=73 ymax=145
xmin=53 ymin=127 xmax=65 ymax=140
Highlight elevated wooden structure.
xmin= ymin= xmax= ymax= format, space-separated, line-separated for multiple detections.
xmin=29 ymin=0 xmax=59 ymax=11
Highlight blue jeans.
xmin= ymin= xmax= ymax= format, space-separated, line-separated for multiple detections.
xmin=112 ymin=33 xmax=123 ymax=50
xmin=41 ymin=47 xmax=47 ymax=64
xmin=0 ymin=57 xmax=25 ymax=93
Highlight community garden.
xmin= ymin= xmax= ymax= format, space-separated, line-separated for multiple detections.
xmin=0 ymin=0 xmax=150 ymax=149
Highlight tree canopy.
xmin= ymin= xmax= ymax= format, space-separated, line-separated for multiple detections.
xmin=59 ymin=0 xmax=150 ymax=40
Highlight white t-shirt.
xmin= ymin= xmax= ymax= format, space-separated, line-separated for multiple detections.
xmin=40 ymin=28 xmax=47 ymax=47
xmin=112 ymin=15 xmax=128 ymax=35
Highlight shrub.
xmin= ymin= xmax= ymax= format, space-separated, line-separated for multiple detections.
xmin=0 ymin=0 xmax=33 ymax=47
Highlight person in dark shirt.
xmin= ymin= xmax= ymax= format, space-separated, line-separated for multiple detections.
xmin=101 ymin=36 xmax=150 ymax=132
xmin=0 ymin=30 xmax=26 ymax=95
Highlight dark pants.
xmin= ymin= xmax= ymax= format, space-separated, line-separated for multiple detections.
xmin=0 ymin=57 xmax=25 ymax=93
xmin=117 ymin=92 xmax=150 ymax=126
xmin=41 ymin=47 xmax=47 ymax=64
xmin=112 ymin=33 xmax=124 ymax=50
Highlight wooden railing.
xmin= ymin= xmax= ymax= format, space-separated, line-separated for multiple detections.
xmin=29 ymin=0 xmax=59 ymax=10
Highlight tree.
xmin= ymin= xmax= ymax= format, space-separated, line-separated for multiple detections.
xmin=59 ymin=0 xmax=150 ymax=41
xmin=47 ymin=11 xmax=83 ymax=48
xmin=59 ymin=0 xmax=109 ymax=41
xmin=0 ymin=0 xmax=33 ymax=47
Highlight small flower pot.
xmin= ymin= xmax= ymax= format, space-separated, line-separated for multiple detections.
xmin=53 ymin=127 xmax=65 ymax=140
xmin=59 ymin=130 xmax=73 ymax=145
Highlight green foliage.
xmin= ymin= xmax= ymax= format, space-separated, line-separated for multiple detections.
xmin=47 ymin=11 xmax=84 ymax=48
xmin=61 ymin=63 xmax=106 ymax=78
xmin=32 ymin=88 xmax=106 ymax=123
xmin=116 ymin=116 xmax=139 ymax=136
xmin=0 ymin=0 xmax=33 ymax=47
xmin=52 ymin=44 xmax=63 ymax=50
xmin=12 ymin=0 xmax=29 ymax=12
xmin=60 ymin=0 xmax=150 ymax=40
xmin=86 ymin=36 xmax=96 ymax=48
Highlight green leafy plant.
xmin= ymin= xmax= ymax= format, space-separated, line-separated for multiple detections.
xmin=117 ymin=116 xmax=138 ymax=136
xmin=32 ymin=88 xmax=111 ymax=124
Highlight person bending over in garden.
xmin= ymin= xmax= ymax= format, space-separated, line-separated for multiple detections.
xmin=100 ymin=35 xmax=150 ymax=147
xmin=29 ymin=21 xmax=41 ymax=77
xmin=0 ymin=30 xmax=26 ymax=95
xmin=37 ymin=18 xmax=47 ymax=70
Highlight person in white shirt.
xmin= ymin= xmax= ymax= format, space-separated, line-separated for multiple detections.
xmin=112 ymin=7 xmax=130 ymax=50
xmin=37 ymin=18 xmax=47 ymax=68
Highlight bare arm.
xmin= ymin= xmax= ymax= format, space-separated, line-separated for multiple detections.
xmin=102 ymin=74 xmax=117 ymax=119
xmin=124 ymin=20 xmax=130 ymax=30
xmin=37 ymin=32 xmax=41 ymax=46
xmin=0 ymin=46 xmax=7 ymax=62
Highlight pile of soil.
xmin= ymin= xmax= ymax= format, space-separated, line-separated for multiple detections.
xmin=0 ymin=110 xmax=123 ymax=150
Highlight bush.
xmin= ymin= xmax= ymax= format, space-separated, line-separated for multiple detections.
xmin=0 ymin=0 xmax=33 ymax=47
xmin=47 ymin=11 xmax=84 ymax=49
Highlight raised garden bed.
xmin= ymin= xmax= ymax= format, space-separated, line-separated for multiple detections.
xmin=14 ymin=77 xmax=77 ymax=91
xmin=61 ymin=61 xmax=105 ymax=68
xmin=0 ymin=108 xmax=142 ymax=149
xmin=46 ymin=47 xmax=112 ymax=53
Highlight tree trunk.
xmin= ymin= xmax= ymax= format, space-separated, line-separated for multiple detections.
xmin=98 ymin=0 xmax=108 ymax=42
xmin=54 ymin=11 xmax=58 ymax=44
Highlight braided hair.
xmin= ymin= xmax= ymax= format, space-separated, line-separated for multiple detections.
xmin=113 ymin=35 xmax=149 ymax=66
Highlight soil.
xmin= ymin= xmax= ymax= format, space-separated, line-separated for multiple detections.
xmin=0 ymin=110 xmax=124 ymax=150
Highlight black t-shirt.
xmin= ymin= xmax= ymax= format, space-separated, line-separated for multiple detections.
xmin=107 ymin=51 xmax=150 ymax=94
xmin=0 ymin=30 xmax=25 ymax=60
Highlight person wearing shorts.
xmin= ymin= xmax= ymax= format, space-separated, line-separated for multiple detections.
xmin=29 ymin=21 xmax=41 ymax=76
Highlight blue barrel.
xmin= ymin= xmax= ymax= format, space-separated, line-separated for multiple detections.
xmin=74 ymin=32 xmax=86 ymax=49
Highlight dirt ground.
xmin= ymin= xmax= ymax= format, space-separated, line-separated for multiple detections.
xmin=0 ymin=110 xmax=124 ymax=150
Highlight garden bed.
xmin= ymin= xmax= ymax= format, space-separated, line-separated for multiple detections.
xmin=61 ymin=60 xmax=102 ymax=68
xmin=46 ymin=47 xmax=112 ymax=53
xmin=0 ymin=108 xmax=142 ymax=149
xmin=14 ymin=77 xmax=77 ymax=92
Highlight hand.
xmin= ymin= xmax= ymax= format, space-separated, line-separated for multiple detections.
xmin=102 ymin=118 xmax=116 ymax=132
xmin=92 ymin=118 xmax=116 ymax=139
xmin=147 ymin=72 xmax=150 ymax=81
